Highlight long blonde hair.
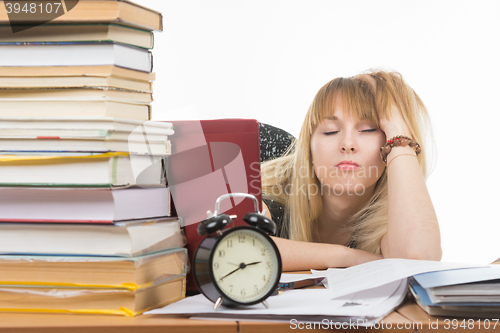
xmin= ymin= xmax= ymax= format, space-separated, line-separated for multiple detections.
xmin=261 ymin=70 xmax=432 ymax=254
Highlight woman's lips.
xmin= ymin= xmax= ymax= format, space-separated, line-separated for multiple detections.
xmin=335 ymin=160 xmax=360 ymax=170
xmin=336 ymin=164 xmax=360 ymax=170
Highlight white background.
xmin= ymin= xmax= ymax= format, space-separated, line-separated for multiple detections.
xmin=139 ymin=0 xmax=500 ymax=264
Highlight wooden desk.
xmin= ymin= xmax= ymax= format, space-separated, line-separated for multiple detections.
xmin=0 ymin=312 xmax=236 ymax=333
xmin=397 ymin=301 xmax=500 ymax=333
xmin=239 ymin=310 xmax=413 ymax=333
xmin=1 ymin=300 xmax=499 ymax=332
xmin=0 ymin=311 xmax=410 ymax=333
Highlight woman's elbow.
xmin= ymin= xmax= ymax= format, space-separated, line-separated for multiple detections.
xmin=382 ymin=242 xmax=443 ymax=261
xmin=400 ymin=245 xmax=443 ymax=261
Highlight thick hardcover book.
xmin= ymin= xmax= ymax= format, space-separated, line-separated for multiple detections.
xmin=0 ymin=23 xmax=154 ymax=49
xmin=0 ymin=248 xmax=188 ymax=288
xmin=0 ymin=100 xmax=151 ymax=121
xmin=0 ymin=65 xmax=155 ymax=81
xmin=0 ymin=75 xmax=152 ymax=91
xmin=0 ymin=118 xmax=171 ymax=155
xmin=0 ymin=0 xmax=163 ymax=32
xmin=166 ymin=119 xmax=262 ymax=291
xmin=0 ymin=186 xmax=171 ymax=223
xmin=0 ymin=217 xmax=186 ymax=256
xmin=0 ymin=275 xmax=185 ymax=316
xmin=0 ymin=88 xmax=153 ymax=103
xmin=0 ymin=42 xmax=153 ymax=72
xmin=0 ymin=152 xmax=167 ymax=187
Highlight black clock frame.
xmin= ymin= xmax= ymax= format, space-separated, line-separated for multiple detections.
xmin=193 ymin=225 xmax=282 ymax=307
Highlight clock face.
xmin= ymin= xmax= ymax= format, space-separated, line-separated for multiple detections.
xmin=210 ymin=227 xmax=281 ymax=304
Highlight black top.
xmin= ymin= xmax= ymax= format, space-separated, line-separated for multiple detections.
xmin=262 ymin=197 xmax=288 ymax=239
xmin=259 ymin=122 xmax=293 ymax=238
xmin=259 ymin=123 xmax=295 ymax=163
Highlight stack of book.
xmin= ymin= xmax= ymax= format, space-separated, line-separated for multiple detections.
xmin=0 ymin=0 xmax=188 ymax=316
xmin=410 ymin=266 xmax=500 ymax=318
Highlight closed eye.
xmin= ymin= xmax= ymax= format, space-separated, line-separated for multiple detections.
xmin=361 ymin=129 xmax=377 ymax=133
xmin=324 ymin=131 xmax=339 ymax=135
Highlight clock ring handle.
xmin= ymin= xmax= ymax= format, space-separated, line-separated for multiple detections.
xmin=211 ymin=193 xmax=277 ymax=235
xmin=213 ymin=193 xmax=261 ymax=216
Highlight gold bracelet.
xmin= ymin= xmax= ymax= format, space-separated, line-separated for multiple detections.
xmin=387 ymin=153 xmax=417 ymax=169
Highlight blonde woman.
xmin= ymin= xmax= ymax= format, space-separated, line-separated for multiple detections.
xmin=262 ymin=70 xmax=442 ymax=271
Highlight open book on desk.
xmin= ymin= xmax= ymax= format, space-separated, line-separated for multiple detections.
xmin=145 ymin=277 xmax=408 ymax=325
xmin=146 ymin=259 xmax=489 ymax=324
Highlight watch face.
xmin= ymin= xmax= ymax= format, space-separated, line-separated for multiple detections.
xmin=210 ymin=227 xmax=281 ymax=304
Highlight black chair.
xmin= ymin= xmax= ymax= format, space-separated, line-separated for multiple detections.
xmin=259 ymin=123 xmax=295 ymax=163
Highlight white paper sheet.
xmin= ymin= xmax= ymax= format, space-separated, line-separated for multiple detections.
xmin=279 ymin=271 xmax=327 ymax=284
xmin=326 ymin=259 xmax=484 ymax=298
xmin=145 ymin=278 xmax=407 ymax=325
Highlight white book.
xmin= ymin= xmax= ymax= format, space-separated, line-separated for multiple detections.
xmin=0 ymin=119 xmax=173 ymax=155
xmin=0 ymin=217 xmax=185 ymax=258
xmin=0 ymin=117 xmax=172 ymax=131
xmin=0 ymin=152 xmax=166 ymax=187
xmin=0 ymin=138 xmax=171 ymax=155
xmin=0 ymin=100 xmax=151 ymax=120
xmin=0 ymin=43 xmax=152 ymax=72
xmin=0 ymin=88 xmax=153 ymax=104
xmin=0 ymin=186 xmax=171 ymax=222
xmin=0 ymin=118 xmax=173 ymax=140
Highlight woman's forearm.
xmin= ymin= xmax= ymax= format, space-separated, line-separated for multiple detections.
xmin=271 ymin=237 xmax=382 ymax=271
xmin=382 ymin=146 xmax=442 ymax=260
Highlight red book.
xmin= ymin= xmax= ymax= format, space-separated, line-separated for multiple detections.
xmin=166 ymin=119 xmax=261 ymax=291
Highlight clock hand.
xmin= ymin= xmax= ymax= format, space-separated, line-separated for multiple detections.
xmin=219 ymin=261 xmax=263 ymax=281
xmin=244 ymin=261 xmax=262 ymax=266
xmin=219 ymin=263 xmax=245 ymax=280
xmin=227 ymin=262 xmax=240 ymax=267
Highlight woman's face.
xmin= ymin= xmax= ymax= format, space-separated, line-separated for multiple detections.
xmin=310 ymin=106 xmax=386 ymax=197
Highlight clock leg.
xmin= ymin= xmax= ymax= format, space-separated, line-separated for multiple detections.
xmin=262 ymin=300 xmax=269 ymax=309
xmin=214 ymin=297 xmax=223 ymax=311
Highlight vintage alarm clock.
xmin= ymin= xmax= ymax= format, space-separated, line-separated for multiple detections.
xmin=193 ymin=193 xmax=282 ymax=310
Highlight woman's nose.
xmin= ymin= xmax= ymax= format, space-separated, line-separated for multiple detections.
xmin=340 ymin=133 xmax=357 ymax=152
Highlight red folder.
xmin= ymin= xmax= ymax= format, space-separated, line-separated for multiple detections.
xmin=166 ymin=119 xmax=261 ymax=291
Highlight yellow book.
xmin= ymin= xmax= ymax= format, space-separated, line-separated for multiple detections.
xmin=0 ymin=249 xmax=188 ymax=288
xmin=0 ymin=75 xmax=152 ymax=92
xmin=0 ymin=65 xmax=155 ymax=81
xmin=0 ymin=275 xmax=186 ymax=317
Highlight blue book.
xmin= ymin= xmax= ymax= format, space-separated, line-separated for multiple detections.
xmin=409 ymin=277 xmax=500 ymax=318
xmin=413 ymin=267 xmax=500 ymax=304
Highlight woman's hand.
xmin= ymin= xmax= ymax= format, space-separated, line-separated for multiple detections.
xmin=378 ymin=106 xmax=412 ymax=140
xmin=355 ymin=74 xmax=412 ymax=139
